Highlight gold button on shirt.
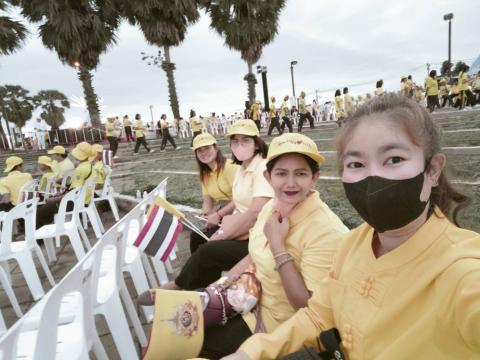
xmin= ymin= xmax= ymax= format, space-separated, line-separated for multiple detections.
xmin=0 ymin=171 xmax=33 ymax=205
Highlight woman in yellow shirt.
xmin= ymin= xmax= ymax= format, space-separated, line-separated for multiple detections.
xmin=424 ymin=70 xmax=440 ymax=112
xmin=133 ymin=113 xmax=154 ymax=154
xmin=37 ymin=156 xmax=55 ymax=193
xmin=199 ymin=133 xmax=348 ymax=358
xmin=375 ymin=79 xmax=384 ymax=97
xmin=190 ymin=109 xmax=203 ymax=147
xmin=334 ymin=89 xmax=345 ymax=126
xmin=188 ymin=133 xmax=239 ymax=253
xmin=227 ymin=94 xmax=480 ymax=360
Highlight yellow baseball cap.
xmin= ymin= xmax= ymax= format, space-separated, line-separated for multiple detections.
xmin=91 ymin=144 xmax=103 ymax=153
xmin=225 ymin=119 xmax=259 ymax=138
xmin=4 ymin=156 xmax=23 ymax=173
xmin=72 ymin=142 xmax=93 ymax=161
xmin=267 ymin=133 xmax=325 ymax=164
xmin=401 ymin=76 xmax=407 ymax=80
xmin=48 ymin=145 xmax=66 ymax=155
xmin=37 ymin=156 xmax=53 ymax=168
xmin=191 ymin=133 xmax=217 ymax=151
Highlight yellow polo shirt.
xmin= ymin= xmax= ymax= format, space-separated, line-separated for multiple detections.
xmin=425 ymin=76 xmax=439 ymax=96
xmin=190 ymin=117 xmax=202 ymax=132
xmin=232 ymin=154 xmax=273 ymax=214
xmin=71 ymin=161 xmax=93 ymax=204
xmin=298 ymin=97 xmax=307 ymax=114
xmin=243 ymin=191 xmax=348 ymax=333
xmin=124 ymin=118 xmax=131 ymax=127
xmin=344 ymin=94 xmax=354 ymax=114
xmin=93 ymin=161 xmax=106 ymax=185
xmin=375 ymin=87 xmax=384 ymax=96
xmin=459 ymin=71 xmax=469 ymax=91
xmin=269 ymin=103 xmax=277 ymax=117
xmin=0 ymin=171 xmax=33 ymax=205
xmin=439 ymin=84 xmax=450 ymax=97
xmin=250 ymin=103 xmax=260 ymax=121
xmin=473 ymin=77 xmax=480 ymax=91
xmin=105 ymin=122 xmax=115 ymax=137
xmin=239 ymin=209 xmax=480 ymax=359
xmin=38 ymin=172 xmax=55 ymax=192
xmin=280 ymin=101 xmax=288 ymax=117
xmin=134 ymin=120 xmax=145 ymax=138
xmin=52 ymin=157 xmax=75 ymax=179
xmin=201 ymin=160 xmax=239 ymax=202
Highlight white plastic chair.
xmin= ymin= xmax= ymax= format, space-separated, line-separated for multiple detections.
xmin=91 ymin=228 xmax=141 ymax=358
xmin=76 ymin=178 xmax=105 ymax=239
xmin=17 ymin=179 xmax=38 ymax=204
xmin=60 ymin=169 xmax=74 ymax=189
xmin=0 ymin=198 xmax=55 ymax=301
xmin=35 ymin=187 xmax=88 ymax=262
xmin=13 ymin=252 xmax=108 ymax=360
xmin=0 ymin=264 xmax=23 ymax=318
xmin=93 ymin=166 xmax=120 ymax=221
xmin=0 ymin=316 xmax=23 ymax=359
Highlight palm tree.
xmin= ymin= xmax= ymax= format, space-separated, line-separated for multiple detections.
xmin=34 ymin=90 xmax=70 ymax=129
xmin=122 ymin=0 xmax=200 ymax=119
xmin=203 ymin=0 xmax=286 ymax=105
xmin=16 ymin=0 xmax=121 ymax=127
xmin=0 ymin=0 xmax=27 ymax=55
xmin=0 ymin=85 xmax=34 ymax=149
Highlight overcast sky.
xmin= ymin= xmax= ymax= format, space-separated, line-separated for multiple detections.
xmin=1 ymin=0 xmax=478 ymax=130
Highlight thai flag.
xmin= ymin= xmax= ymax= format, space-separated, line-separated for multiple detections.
xmin=102 ymin=150 xmax=113 ymax=166
xmin=133 ymin=204 xmax=182 ymax=261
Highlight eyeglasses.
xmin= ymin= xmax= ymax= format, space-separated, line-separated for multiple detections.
xmin=230 ymin=138 xmax=254 ymax=147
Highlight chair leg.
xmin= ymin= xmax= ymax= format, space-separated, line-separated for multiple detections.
xmin=164 ymin=259 xmax=174 ymax=274
xmin=82 ymin=212 xmax=89 ymax=230
xmin=77 ymin=223 xmax=92 ymax=251
xmin=126 ymin=255 xmax=153 ymax=321
xmin=67 ymin=230 xmax=86 ymax=261
xmin=141 ymin=254 xmax=159 ymax=288
xmin=15 ymin=252 xmax=45 ymax=301
xmin=98 ymin=294 xmax=138 ymax=359
xmin=120 ymin=282 xmax=148 ymax=347
xmin=108 ymin=195 xmax=120 ymax=221
xmin=87 ymin=208 xmax=103 ymax=239
xmin=151 ymin=258 xmax=169 ymax=285
xmin=92 ymin=205 xmax=105 ymax=233
xmin=33 ymin=245 xmax=55 ymax=287
xmin=43 ymin=238 xmax=57 ymax=263
xmin=0 ymin=266 xmax=22 ymax=317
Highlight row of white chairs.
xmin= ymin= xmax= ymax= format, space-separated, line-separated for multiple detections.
xmin=0 ymin=179 xmax=172 ymax=359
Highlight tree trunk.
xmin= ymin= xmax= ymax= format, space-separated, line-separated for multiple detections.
xmin=78 ymin=67 xmax=101 ymax=128
xmin=162 ymin=45 xmax=181 ymax=120
xmin=245 ymin=62 xmax=257 ymax=106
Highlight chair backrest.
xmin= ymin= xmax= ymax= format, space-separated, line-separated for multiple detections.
xmin=17 ymin=180 xmax=38 ymax=204
xmin=90 ymin=228 xmax=125 ymax=308
xmin=0 ymin=198 xmax=37 ymax=254
xmin=0 ymin=316 xmax=24 ymax=359
xmin=55 ymin=187 xmax=82 ymax=231
xmin=77 ymin=177 xmax=95 ymax=210
xmin=60 ymin=170 xmax=74 ymax=189
xmin=30 ymin=252 xmax=98 ymax=359
xmin=97 ymin=166 xmax=114 ymax=198
xmin=45 ymin=175 xmax=58 ymax=196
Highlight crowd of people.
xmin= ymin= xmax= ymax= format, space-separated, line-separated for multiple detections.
xmin=131 ymin=93 xmax=480 ymax=359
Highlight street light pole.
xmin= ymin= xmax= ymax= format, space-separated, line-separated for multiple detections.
xmin=256 ymin=65 xmax=270 ymax=111
xmin=290 ymin=60 xmax=298 ymax=108
xmin=443 ymin=13 xmax=454 ymax=77
xmin=149 ymin=105 xmax=155 ymax=129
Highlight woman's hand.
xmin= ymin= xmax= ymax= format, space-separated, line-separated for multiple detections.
xmin=209 ymin=214 xmax=236 ymax=240
xmin=264 ymin=210 xmax=290 ymax=254
xmin=220 ymin=351 xmax=250 ymax=360
xmin=205 ymin=211 xmax=221 ymax=229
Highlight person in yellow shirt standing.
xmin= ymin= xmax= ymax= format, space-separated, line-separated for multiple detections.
xmin=48 ymin=145 xmax=74 ymax=186
xmin=123 ymin=115 xmax=134 ymax=142
xmin=458 ymin=64 xmax=470 ymax=109
xmin=0 ymin=156 xmax=33 ymax=211
xmin=133 ymin=113 xmax=154 ymax=155
xmin=267 ymin=96 xmax=282 ymax=136
xmin=298 ymin=91 xmax=314 ymax=132
xmin=438 ymin=78 xmax=450 ymax=107
xmin=405 ymin=75 xmax=414 ymax=98
xmin=400 ymin=75 xmax=408 ymax=96
xmin=91 ymin=144 xmax=106 ymax=190
xmin=472 ymin=70 xmax=480 ymax=105
xmin=37 ymin=156 xmax=55 ymax=194
xmin=279 ymin=95 xmax=293 ymax=133
xmin=424 ymin=69 xmax=440 ymax=112
xmin=249 ymin=100 xmax=261 ymax=131
xmin=334 ymin=89 xmax=345 ymax=126
xmin=105 ymin=116 xmax=120 ymax=159
xmin=343 ymin=87 xmax=355 ymax=116
xmin=227 ymin=94 xmax=480 ymax=360
xmin=159 ymin=114 xmax=180 ymax=152
xmin=190 ymin=109 xmax=203 ymax=147
xmin=375 ymin=79 xmax=384 ymax=96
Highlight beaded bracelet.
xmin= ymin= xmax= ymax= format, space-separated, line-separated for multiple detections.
xmin=273 ymin=251 xmax=289 ymax=259
xmin=274 ymin=254 xmax=294 ymax=271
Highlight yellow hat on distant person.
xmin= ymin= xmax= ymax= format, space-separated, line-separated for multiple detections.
xmin=267 ymin=133 xmax=325 ymax=164
xmin=255 ymin=99 xmax=261 ymax=104
xmin=4 ymin=156 xmax=23 ymax=173
xmin=191 ymin=133 xmax=217 ymax=151
xmin=72 ymin=142 xmax=93 ymax=161
xmin=401 ymin=76 xmax=407 ymax=81
xmin=48 ymin=145 xmax=66 ymax=155
xmin=225 ymin=119 xmax=259 ymax=138
xmin=91 ymin=144 xmax=103 ymax=153
xmin=37 ymin=156 xmax=53 ymax=168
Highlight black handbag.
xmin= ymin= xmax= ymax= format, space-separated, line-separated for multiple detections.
xmin=280 ymin=328 xmax=345 ymax=360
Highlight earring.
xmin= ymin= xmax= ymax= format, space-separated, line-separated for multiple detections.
xmin=432 ymin=178 xmax=439 ymax=187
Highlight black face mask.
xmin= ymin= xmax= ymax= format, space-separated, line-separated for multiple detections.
xmin=343 ymin=172 xmax=428 ymax=233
